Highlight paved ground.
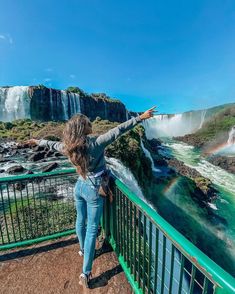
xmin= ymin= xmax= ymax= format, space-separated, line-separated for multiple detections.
xmin=0 ymin=235 xmax=133 ymax=294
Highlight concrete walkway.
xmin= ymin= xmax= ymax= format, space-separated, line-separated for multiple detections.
xmin=0 ymin=235 xmax=132 ymax=294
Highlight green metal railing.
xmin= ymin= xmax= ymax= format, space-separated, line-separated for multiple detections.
xmin=0 ymin=169 xmax=235 ymax=293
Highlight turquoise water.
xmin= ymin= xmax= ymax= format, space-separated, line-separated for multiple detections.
xmin=148 ymin=139 xmax=235 ymax=277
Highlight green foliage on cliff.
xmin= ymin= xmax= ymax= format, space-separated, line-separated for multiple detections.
xmin=106 ymin=125 xmax=153 ymax=191
xmin=196 ymin=105 xmax=235 ymax=139
xmin=177 ymin=105 xmax=235 ymax=148
xmin=66 ymin=86 xmax=86 ymax=96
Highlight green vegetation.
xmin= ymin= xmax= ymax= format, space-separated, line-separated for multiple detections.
xmin=66 ymin=86 xmax=86 ymax=96
xmin=0 ymin=119 xmax=64 ymax=142
xmin=196 ymin=106 xmax=235 ymax=140
xmin=106 ymin=125 xmax=154 ymax=192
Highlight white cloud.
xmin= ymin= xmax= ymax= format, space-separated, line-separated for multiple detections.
xmin=0 ymin=34 xmax=13 ymax=44
xmin=70 ymin=74 xmax=76 ymax=79
xmin=45 ymin=68 xmax=53 ymax=72
xmin=44 ymin=78 xmax=52 ymax=82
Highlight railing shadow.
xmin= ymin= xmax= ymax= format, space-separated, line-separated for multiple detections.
xmin=0 ymin=237 xmax=77 ymax=262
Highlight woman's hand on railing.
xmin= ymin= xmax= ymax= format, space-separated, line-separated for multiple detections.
xmin=140 ymin=106 xmax=157 ymax=120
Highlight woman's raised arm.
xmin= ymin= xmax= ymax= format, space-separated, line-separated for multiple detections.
xmin=95 ymin=106 xmax=157 ymax=148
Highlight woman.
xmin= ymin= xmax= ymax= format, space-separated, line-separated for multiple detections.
xmin=27 ymin=106 xmax=156 ymax=288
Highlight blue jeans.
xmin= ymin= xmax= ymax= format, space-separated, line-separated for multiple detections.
xmin=74 ymin=175 xmax=104 ymax=275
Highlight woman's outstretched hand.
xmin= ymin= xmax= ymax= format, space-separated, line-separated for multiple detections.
xmin=24 ymin=139 xmax=39 ymax=146
xmin=140 ymin=106 xmax=157 ymax=121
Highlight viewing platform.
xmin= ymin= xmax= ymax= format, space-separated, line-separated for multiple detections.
xmin=0 ymin=169 xmax=235 ymax=293
xmin=0 ymin=235 xmax=131 ymax=293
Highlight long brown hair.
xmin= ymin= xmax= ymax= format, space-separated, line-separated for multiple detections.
xmin=62 ymin=114 xmax=91 ymax=179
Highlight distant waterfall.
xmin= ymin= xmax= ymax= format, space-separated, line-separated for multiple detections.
xmin=143 ymin=110 xmax=209 ymax=139
xmin=49 ymin=88 xmax=54 ymax=120
xmin=0 ymin=86 xmax=30 ymax=122
xmin=103 ymin=100 xmax=108 ymax=119
xmin=61 ymin=91 xmax=69 ymax=120
xmin=199 ymin=109 xmax=207 ymax=129
xmin=143 ymin=114 xmax=190 ymax=138
xmin=227 ymin=126 xmax=235 ymax=145
xmin=66 ymin=92 xmax=81 ymax=118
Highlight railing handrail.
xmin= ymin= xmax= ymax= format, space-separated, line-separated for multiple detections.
xmin=1 ymin=168 xmax=235 ymax=292
xmin=114 ymin=178 xmax=235 ymax=293
xmin=0 ymin=168 xmax=77 ymax=183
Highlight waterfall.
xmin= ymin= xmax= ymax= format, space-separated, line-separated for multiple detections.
xmin=126 ymin=110 xmax=129 ymax=121
xmin=140 ymin=140 xmax=160 ymax=172
xmin=103 ymin=100 xmax=108 ymax=119
xmin=49 ymin=88 xmax=54 ymax=120
xmin=67 ymin=92 xmax=81 ymax=117
xmin=199 ymin=109 xmax=207 ymax=129
xmin=143 ymin=113 xmax=190 ymax=138
xmin=106 ymin=157 xmax=145 ymax=200
xmin=61 ymin=91 xmax=69 ymax=120
xmin=0 ymin=86 xmax=30 ymax=122
xmin=227 ymin=126 xmax=235 ymax=145
xmin=143 ymin=110 xmax=210 ymax=139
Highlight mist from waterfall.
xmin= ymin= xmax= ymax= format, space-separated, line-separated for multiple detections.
xmin=0 ymin=86 xmax=30 ymax=122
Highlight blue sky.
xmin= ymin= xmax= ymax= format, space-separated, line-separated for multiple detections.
xmin=1 ymin=0 xmax=235 ymax=113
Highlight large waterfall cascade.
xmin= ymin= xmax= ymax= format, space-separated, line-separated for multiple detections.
xmin=143 ymin=109 xmax=210 ymax=138
xmin=0 ymin=86 xmax=31 ymax=122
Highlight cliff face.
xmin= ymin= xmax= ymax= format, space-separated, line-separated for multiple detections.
xmin=0 ymin=86 xmax=128 ymax=122
xmin=29 ymin=86 xmax=127 ymax=122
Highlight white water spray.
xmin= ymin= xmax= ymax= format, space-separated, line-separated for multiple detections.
xmin=0 ymin=86 xmax=30 ymax=121
xmin=227 ymin=126 xmax=235 ymax=145
xmin=199 ymin=109 xmax=207 ymax=129
xmin=140 ymin=140 xmax=160 ymax=172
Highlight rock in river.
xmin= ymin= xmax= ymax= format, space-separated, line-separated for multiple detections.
xmin=41 ymin=162 xmax=59 ymax=173
xmin=6 ymin=165 xmax=25 ymax=174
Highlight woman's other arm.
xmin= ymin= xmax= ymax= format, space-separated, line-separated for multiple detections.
xmin=25 ymin=139 xmax=64 ymax=153
xmin=95 ymin=106 xmax=157 ymax=148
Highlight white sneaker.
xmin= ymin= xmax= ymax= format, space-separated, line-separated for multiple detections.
xmin=79 ymin=273 xmax=92 ymax=288
xmin=78 ymin=250 xmax=84 ymax=256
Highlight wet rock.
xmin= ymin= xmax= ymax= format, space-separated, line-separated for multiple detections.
xmin=54 ymin=152 xmax=62 ymax=157
xmin=28 ymin=151 xmax=47 ymax=162
xmin=41 ymin=162 xmax=59 ymax=172
xmin=45 ymin=150 xmax=55 ymax=157
xmin=0 ymin=157 xmax=11 ymax=163
xmin=25 ymin=170 xmax=34 ymax=175
xmin=0 ymin=169 xmax=4 ymax=173
xmin=15 ymin=182 xmax=26 ymax=191
xmin=11 ymin=149 xmax=19 ymax=156
xmin=6 ymin=165 xmax=25 ymax=174
xmin=207 ymin=155 xmax=235 ymax=174
xmin=32 ymin=145 xmax=46 ymax=152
